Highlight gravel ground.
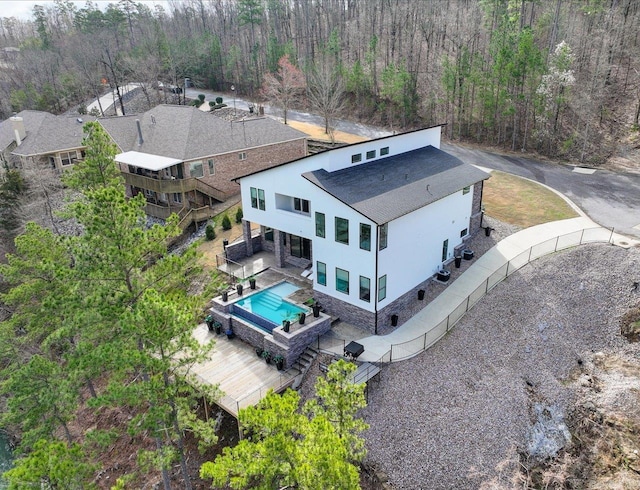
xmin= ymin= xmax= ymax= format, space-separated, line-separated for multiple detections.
xmin=361 ymin=242 xmax=640 ymax=489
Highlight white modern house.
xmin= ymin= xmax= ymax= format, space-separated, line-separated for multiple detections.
xmin=234 ymin=125 xmax=490 ymax=334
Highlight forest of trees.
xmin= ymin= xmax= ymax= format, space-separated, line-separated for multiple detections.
xmin=1 ymin=0 xmax=639 ymax=165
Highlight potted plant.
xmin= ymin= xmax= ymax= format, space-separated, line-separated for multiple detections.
xmin=262 ymin=350 xmax=272 ymax=364
xmin=312 ymin=302 xmax=321 ymax=317
xmin=236 ymin=283 xmax=243 ymax=295
xmin=256 ymin=347 xmax=264 ymax=358
xmin=298 ymin=312 xmax=306 ymax=325
xmin=225 ymin=327 xmax=234 ymax=339
xmin=274 ymin=355 xmax=285 ymax=371
xmin=221 ymin=290 xmax=228 ymax=302
xmin=205 ymin=314 xmax=214 ymax=331
xmin=248 ymin=275 xmax=256 ymax=290
xmin=214 ymin=322 xmax=222 ymax=335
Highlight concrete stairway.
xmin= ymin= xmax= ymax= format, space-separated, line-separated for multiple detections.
xmin=291 ymin=345 xmax=319 ymax=390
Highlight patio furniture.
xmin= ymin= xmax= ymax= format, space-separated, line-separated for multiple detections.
xmin=344 ymin=341 xmax=364 ymax=360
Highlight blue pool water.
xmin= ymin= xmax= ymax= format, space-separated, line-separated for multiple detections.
xmin=233 ymin=281 xmax=306 ymax=331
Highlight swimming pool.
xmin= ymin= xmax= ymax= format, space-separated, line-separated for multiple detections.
xmin=232 ymin=281 xmax=306 ymax=332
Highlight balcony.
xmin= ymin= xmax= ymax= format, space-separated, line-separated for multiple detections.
xmin=122 ymin=172 xmax=227 ymax=202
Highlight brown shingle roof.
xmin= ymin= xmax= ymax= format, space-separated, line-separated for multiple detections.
xmin=100 ymin=105 xmax=307 ymax=160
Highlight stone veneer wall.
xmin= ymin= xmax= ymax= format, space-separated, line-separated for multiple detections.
xmin=313 ymin=276 xmax=455 ymax=336
xmin=376 ymin=277 xmax=439 ymax=335
xmin=224 ymin=235 xmax=262 ymax=263
xmin=311 ymin=290 xmax=376 ymax=333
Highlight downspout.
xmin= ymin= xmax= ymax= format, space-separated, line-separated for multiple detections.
xmin=374 ymin=224 xmax=380 ymax=335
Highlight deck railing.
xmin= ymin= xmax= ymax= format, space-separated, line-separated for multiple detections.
xmin=216 ymin=254 xmax=246 ymax=282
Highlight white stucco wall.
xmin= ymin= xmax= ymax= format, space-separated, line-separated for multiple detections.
xmin=376 ymin=186 xmax=475 ymax=308
xmin=239 ymin=125 xmax=469 ymax=313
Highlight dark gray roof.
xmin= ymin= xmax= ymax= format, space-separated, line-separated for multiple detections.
xmin=8 ymin=112 xmax=95 ymax=156
xmin=302 ymin=146 xmax=490 ymax=224
xmin=99 ymin=105 xmax=306 ymax=160
xmin=0 ymin=111 xmax=87 ymax=155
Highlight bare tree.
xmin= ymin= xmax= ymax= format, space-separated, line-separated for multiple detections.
xmin=261 ymin=54 xmax=306 ymax=124
xmin=307 ymin=60 xmax=345 ymax=141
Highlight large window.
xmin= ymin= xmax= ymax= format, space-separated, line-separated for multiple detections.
xmin=360 ymin=223 xmax=371 ymax=251
xmin=60 ymin=151 xmax=78 ymax=166
xmin=378 ymin=275 xmax=387 ymax=301
xmin=316 ymin=261 xmax=327 ymax=286
xmin=189 ymin=161 xmax=204 ymax=178
xmin=335 ymin=217 xmax=349 ymax=245
xmin=315 ymin=212 xmax=325 ymax=238
xmin=359 ymin=276 xmax=371 ymax=302
xmin=250 ymin=187 xmax=266 ymax=210
xmin=379 ymin=223 xmax=388 ymax=250
xmin=294 ymin=197 xmax=310 ymax=214
xmin=264 ymin=227 xmax=274 ymax=241
xmin=336 ymin=268 xmax=349 ymax=294
xmin=290 ymin=236 xmax=311 ymax=259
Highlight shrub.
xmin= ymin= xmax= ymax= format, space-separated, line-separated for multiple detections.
xmin=209 ymin=101 xmax=216 ymax=107
xmin=221 ymin=214 xmax=232 ymax=230
xmin=205 ymin=223 xmax=216 ymax=240
xmin=235 ymin=207 xmax=243 ymax=223
xmin=198 ymin=94 xmax=205 ymax=102
xmin=192 ymin=99 xmax=203 ymax=108
xmin=215 ymin=96 xmax=223 ymax=104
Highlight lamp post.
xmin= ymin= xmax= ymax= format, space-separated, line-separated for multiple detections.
xmin=231 ymin=84 xmax=236 ymax=117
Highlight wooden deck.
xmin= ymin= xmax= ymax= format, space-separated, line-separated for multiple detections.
xmin=189 ymin=324 xmax=300 ymax=417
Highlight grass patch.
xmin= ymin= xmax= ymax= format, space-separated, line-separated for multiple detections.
xmin=483 ymin=170 xmax=578 ymax=228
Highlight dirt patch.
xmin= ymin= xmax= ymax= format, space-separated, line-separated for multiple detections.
xmin=521 ymin=354 xmax=640 ymax=490
xmin=286 ymin=120 xmax=370 ymax=144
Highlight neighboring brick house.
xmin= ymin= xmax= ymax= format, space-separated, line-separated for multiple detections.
xmin=100 ymin=105 xmax=308 ymax=224
xmin=0 ymin=111 xmax=94 ymax=172
xmin=235 ymin=125 xmax=490 ymax=334
xmin=0 ymin=106 xmax=308 ymax=227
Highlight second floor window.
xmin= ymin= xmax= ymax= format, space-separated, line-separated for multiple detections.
xmin=335 ymin=217 xmax=349 ymax=245
xmin=239 ymin=152 xmax=247 ymax=160
xmin=360 ymin=223 xmax=371 ymax=251
xmin=251 ymin=187 xmax=265 ymax=210
xmin=379 ymin=223 xmax=388 ymax=250
xmin=208 ymin=159 xmax=215 ymax=175
xmin=315 ymin=212 xmax=325 ymax=238
xmin=190 ymin=162 xmax=204 ymax=178
xmin=294 ymin=197 xmax=310 ymax=214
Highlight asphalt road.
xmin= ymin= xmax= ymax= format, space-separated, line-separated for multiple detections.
xmin=442 ymin=143 xmax=640 ymax=239
xmin=186 ymin=87 xmax=640 ymax=239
